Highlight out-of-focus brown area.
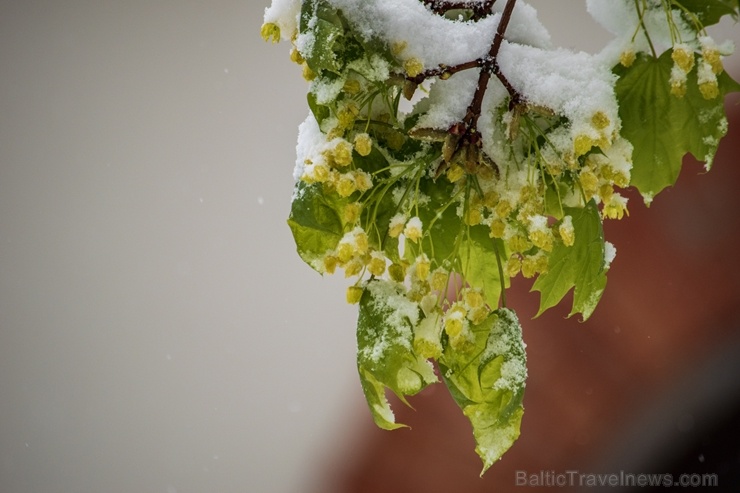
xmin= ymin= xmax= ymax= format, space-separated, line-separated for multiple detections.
xmin=316 ymin=97 xmax=740 ymax=492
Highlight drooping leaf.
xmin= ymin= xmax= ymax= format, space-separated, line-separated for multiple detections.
xmin=672 ymin=0 xmax=739 ymax=26
xmin=357 ymin=280 xmax=438 ymax=429
xmin=439 ymin=309 xmax=526 ymax=474
xmin=300 ymin=0 xmax=345 ymax=74
xmin=287 ymin=181 xmax=347 ymax=271
xmin=460 ymin=225 xmax=508 ymax=308
xmin=532 ymin=201 xmax=606 ymax=320
xmin=614 ymin=51 xmax=740 ymax=202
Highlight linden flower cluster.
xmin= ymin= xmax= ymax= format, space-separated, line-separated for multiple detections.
xmin=669 ymin=37 xmax=730 ymax=99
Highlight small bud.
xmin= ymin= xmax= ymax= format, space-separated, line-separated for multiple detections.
xmin=403 ymin=57 xmax=424 ymax=78
xmin=506 ymin=255 xmax=521 ymax=277
xmin=343 ymin=79 xmax=362 ymax=95
xmin=353 ymin=170 xmax=373 ymax=192
xmin=388 ymin=214 xmax=406 ymax=238
xmin=260 ymin=23 xmax=281 ymax=43
xmin=558 ymin=216 xmax=575 ymax=247
xmin=301 ymin=63 xmax=316 ymax=81
xmin=336 ymin=173 xmax=357 ymax=197
xmin=289 ymin=47 xmax=304 ymax=65
xmin=344 ymin=202 xmax=362 ymax=224
xmin=346 ymin=286 xmax=364 ymax=304
xmin=574 ymin=134 xmax=595 ymax=157
xmin=671 ymin=44 xmax=695 ymax=73
xmin=591 ymin=111 xmax=610 ymax=130
xmin=403 ymin=217 xmax=423 ymax=243
xmin=619 ymin=49 xmax=636 ymax=68
xmin=367 ymin=253 xmax=386 ymax=277
xmin=388 ymin=262 xmax=406 ymax=283
xmin=414 ymin=255 xmax=431 ymax=281
xmin=354 ymin=133 xmax=373 ymax=157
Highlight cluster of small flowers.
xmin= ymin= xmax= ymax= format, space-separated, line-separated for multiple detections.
xmin=299 ymin=136 xmax=374 ymax=198
xmin=669 ymin=37 xmax=727 ymax=99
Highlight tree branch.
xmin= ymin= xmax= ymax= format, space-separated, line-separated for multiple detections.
xmin=419 ymin=0 xmax=497 ymax=18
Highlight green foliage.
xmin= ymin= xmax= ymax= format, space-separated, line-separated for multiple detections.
xmin=615 ymin=51 xmax=740 ymax=201
xmin=439 ymin=309 xmax=526 ymax=473
xmin=287 ymin=182 xmax=348 ymax=271
xmin=674 ymin=0 xmax=740 ymax=26
xmin=265 ymin=0 xmax=739 ymax=474
xmin=532 ymin=202 xmax=607 ymax=320
xmin=357 ymin=280 xmax=437 ymax=429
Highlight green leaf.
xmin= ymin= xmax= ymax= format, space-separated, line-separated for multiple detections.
xmin=414 ymin=178 xmax=463 ymax=266
xmin=307 ymin=92 xmax=331 ymax=126
xmin=531 ymin=202 xmax=606 ymax=320
xmin=672 ymin=0 xmax=739 ymax=26
xmin=357 ymin=280 xmax=438 ymax=429
xmin=287 ymin=182 xmax=347 ymax=271
xmin=439 ymin=309 xmax=526 ymax=474
xmin=300 ymin=0 xmax=345 ymax=74
xmin=615 ymin=51 xmax=740 ymax=201
xmin=460 ymin=225 xmax=508 ymax=308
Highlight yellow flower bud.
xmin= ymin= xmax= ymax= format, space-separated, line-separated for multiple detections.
xmin=367 ymin=253 xmax=386 ymax=277
xmin=323 ymin=254 xmax=338 ymax=274
xmin=414 ymin=255 xmax=431 ymax=281
xmin=346 ymin=285 xmax=364 ymax=304
xmin=619 ymin=49 xmax=636 ymax=68
xmin=464 ymin=207 xmax=482 ymax=226
xmin=343 ymin=79 xmax=362 ymax=95
xmin=574 ymin=134 xmax=595 ymax=157
xmin=353 ymin=170 xmax=373 ymax=192
xmin=403 ymin=217 xmax=423 ymax=243
xmin=431 ymin=269 xmax=448 ymax=292
xmin=699 ymin=80 xmax=719 ymax=100
xmin=302 ymin=63 xmax=316 ymax=81
xmin=260 ymin=23 xmax=281 ymax=43
xmin=344 ymin=202 xmax=362 ymax=224
xmin=332 ymin=140 xmax=353 ymax=167
xmin=403 ymin=57 xmax=424 ymax=78
xmin=494 ymin=200 xmax=512 ymax=219
xmin=413 ymin=314 xmax=443 ymax=359
xmin=388 ymin=214 xmax=406 ymax=238
xmin=506 ymin=255 xmax=521 ymax=277
xmin=507 ymin=234 xmax=531 ymax=253
xmin=591 ymin=111 xmax=610 ymax=130
xmin=463 ymin=289 xmax=484 ymax=310
xmin=354 ymin=230 xmax=369 ymax=255
xmin=529 ymin=229 xmax=554 ymax=252
xmin=388 ymin=262 xmax=406 ymax=283
xmin=489 ymin=219 xmax=506 ymax=239
xmin=521 ymin=255 xmax=539 ymax=278
xmin=671 ymin=45 xmax=695 ymax=73
xmin=289 ymin=47 xmax=304 ymax=65
xmin=603 ymin=194 xmax=629 ymax=220
xmin=336 ymin=242 xmax=354 ymax=264
xmin=353 ymin=133 xmax=373 ymax=157
xmin=444 ymin=314 xmax=464 ymax=338
xmin=558 ymin=216 xmax=575 ymax=247
xmin=579 ymin=169 xmax=599 ymax=199
xmin=336 ymin=173 xmax=357 ymax=197
xmin=391 ymin=41 xmax=408 ymax=57
xmin=468 ymin=306 xmax=490 ymax=326
xmin=343 ymin=259 xmax=363 ymax=278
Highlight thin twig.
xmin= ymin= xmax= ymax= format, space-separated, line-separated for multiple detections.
xmin=419 ymin=0 xmax=497 ymax=18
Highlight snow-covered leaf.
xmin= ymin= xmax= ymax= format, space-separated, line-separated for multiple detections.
xmin=357 ymin=280 xmax=437 ymax=429
xmin=615 ymin=51 xmax=740 ymax=201
xmin=439 ymin=309 xmax=526 ymax=474
xmin=287 ymin=182 xmax=347 ymax=270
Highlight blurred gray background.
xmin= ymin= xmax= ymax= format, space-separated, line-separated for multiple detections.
xmin=0 ymin=1 xmax=737 ymax=492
